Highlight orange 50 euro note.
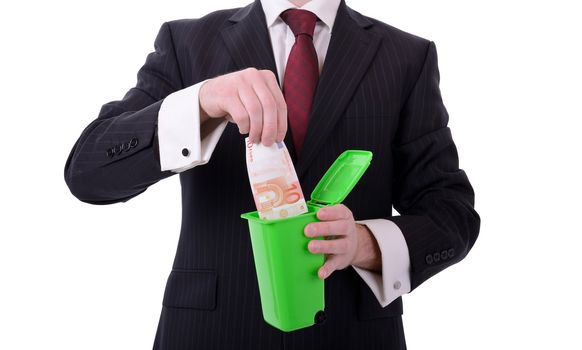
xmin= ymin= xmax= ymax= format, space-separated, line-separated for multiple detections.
xmin=245 ymin=137 xmax=308 ymax=220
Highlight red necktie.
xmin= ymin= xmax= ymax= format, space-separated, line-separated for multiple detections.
xmin=280 ymin=9 xmax=319 ymax=157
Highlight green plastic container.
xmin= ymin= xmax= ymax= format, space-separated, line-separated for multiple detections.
xmin=240 ymin=150 xmax=373 ymax=332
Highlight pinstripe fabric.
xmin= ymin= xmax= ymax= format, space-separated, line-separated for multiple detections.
xmin=64 ymin=0 xmax=479 ymax=349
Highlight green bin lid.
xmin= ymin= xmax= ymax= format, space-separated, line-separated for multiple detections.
xmin=309 ymin=150 xmax=373 ymax=206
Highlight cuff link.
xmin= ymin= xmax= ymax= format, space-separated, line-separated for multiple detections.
xmin=182 ymin=148 xmax=190 ymax=157
xmin=393 ymin=281 xmax=402 ymax=290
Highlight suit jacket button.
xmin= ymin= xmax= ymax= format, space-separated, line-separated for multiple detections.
xmin=114 ymin=144 xmax=122 ymax=154
xmin=448 ymin=248 xmax=455 ymax=258
xmin=106 ymin=149 xmax=114 ymax=157
xmin=182 ymin=148 xmax=190 ymax=157
xmin=425 ymin=254 xmax=433 ymax=265
xmin=441 ymin=250 xmax=448 ymax=260
xmin=130 ymin=137 xmax=139 ymax=147
xmin=433 ymin=252 xmax=440 ymax=263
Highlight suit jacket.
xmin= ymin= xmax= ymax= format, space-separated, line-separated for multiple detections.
xmin=64 ymin=0 xmax=480 ymax=349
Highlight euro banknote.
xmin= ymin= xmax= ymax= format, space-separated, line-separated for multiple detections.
xmin=245 ymin=137 xmax=308 ymax=220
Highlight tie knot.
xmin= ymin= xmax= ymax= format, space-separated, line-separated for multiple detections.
xmin=280 ymin=9 xmax=318 ymax=38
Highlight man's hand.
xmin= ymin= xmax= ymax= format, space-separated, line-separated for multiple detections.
xmin=198 ymin=67 xmax=288 ymax=146
xmin=304 ymin=204 xmax=383 ymax=279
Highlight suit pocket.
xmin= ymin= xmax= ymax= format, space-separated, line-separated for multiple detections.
xmin=162 ymin=269 xmax=218 ymax=310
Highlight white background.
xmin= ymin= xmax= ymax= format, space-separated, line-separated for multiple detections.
xmin=1 ymin=0 xmax=581 ymax=349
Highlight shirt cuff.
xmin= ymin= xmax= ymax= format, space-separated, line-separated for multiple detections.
xmin=351 ymin=218 xmax=412 ymax=307
xmin=157 ymin=79 xmax=228 ymax=173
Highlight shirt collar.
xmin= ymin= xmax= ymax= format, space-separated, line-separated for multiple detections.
xmin=260 ymin=0 xmax=341 ymax=32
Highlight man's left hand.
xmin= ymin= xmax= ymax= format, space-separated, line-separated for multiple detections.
xmin=304 ymin=204 xmax=382 ymax=279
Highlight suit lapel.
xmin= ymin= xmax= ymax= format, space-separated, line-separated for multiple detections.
xmin=220 ymin=0 xmax=298 ymax=162
xmin=295 ymin=0 xmax=381 ymax=179
xmin=220 ymin=0 xmax=276 ymax=77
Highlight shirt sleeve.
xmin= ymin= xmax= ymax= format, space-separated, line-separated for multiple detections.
xmin=350 ymin=218 xmax=412 ymax=307
xmin=157 ymin=79 xmax=229 ymax=173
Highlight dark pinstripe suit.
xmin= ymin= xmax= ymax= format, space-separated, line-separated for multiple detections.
xmin=64 ymin=0 xmax=480 ymax=348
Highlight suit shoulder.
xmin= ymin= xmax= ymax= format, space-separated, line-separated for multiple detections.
xmin=165 ymin=7 xmax=241 ymax=33
xmin=345 ymin=5 xmax=431 ymax=57
xmin=355 ymin=11 xmax=434 ymax=75
xmin=349 ymin=9 xmax=437 ymax=93
xmin=369 ymin=17 xmax=430 ymax=53
xmin=345 ymin=5 xmax=433 ymax=69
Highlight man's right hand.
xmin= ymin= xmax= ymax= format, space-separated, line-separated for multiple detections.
xmin=198 ymin=68 xmax=288 ymax=147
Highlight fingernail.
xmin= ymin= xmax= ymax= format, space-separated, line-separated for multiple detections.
xmin=309 ymin=241 xmax=318 ymax=252
xmin=306 ymin=225 xmax=315 ymax=236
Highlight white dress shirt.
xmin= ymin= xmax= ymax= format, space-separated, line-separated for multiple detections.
xmin=156 ymin=0 xmax=411 ymax=307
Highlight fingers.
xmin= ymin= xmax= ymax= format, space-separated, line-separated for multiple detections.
xmin=251 ymin=78 xmax=278 ymax=146
xmin=318 ymin=254 xmax=342 ymax=279
xmin=304 ymin=219 xmax=351 ymax=238
xmin=223 ymin=95 xmax=248 ymax=133
xmin=263 ymin=72 xmax=288 ymax=143
xmin=316 ymin=204 xmax=353 ymax=221
xmin=304 ymin=204 xmax=359 ymax=279
xmin=308 ymin=237 xmax=348 ymax=255
xmin=305 ymin=204 xmax=355 ymax=238
xmin=201 ymin=68 xmax=286 ymax=145
xmin=237 ymin=85 xmax=263 ymax=143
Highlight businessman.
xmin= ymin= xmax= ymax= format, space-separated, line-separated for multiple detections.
xmin=64 ymin=0 xmax=480 ymax=348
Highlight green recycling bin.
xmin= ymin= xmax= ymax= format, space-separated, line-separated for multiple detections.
xmin=240 ymin=150 xmax=373 ymax=332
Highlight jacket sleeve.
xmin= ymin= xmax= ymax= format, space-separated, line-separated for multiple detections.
xmin=387 ymin=40 xmax=481 ymax=291
xmin=64 ymin=21 xmax=182 ymax=204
